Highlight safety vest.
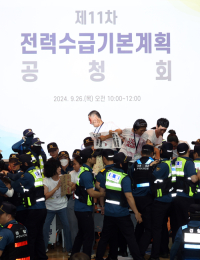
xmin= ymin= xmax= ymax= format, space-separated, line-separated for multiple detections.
xmin=26 ymin=151 xmax=44 ymax=178
xmin=1 ymin=222 xmax=30 ymax=260
xmin=133 ymin=157 xmax=154 ymax=189
xmin=105 ymin=169 xmax=128 ymax=207
xmin=175 ymin=157 xmax=198 ymax=197
xmin=152 ymin=160 xmax=173 ymax=198
xmin=21 ymin=168 xmax=45 ymax=208
xmin=194 ymin=160 xmax=200 ymax=195
xmin=181 ymin=223 xmax=200 ymax=259
xmin=74 ymin=166 xmax=94 ymax=206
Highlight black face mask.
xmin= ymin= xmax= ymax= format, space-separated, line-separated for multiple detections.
xmin=31 ymin=146 xmax=42 ymax=155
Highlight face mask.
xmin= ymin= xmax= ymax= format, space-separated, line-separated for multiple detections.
xmin=60 ymin=159 xmax=69 ymax=167
xmin=25 ymin=135 xmax=33 ymax=145
xmin=31 ymin=146 xmax=42 ymax=155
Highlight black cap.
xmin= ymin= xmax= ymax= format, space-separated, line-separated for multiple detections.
xmin=58 ymin=151 xmax=69 ymax=159
xmin=161 ymin=142 xmax=173 ymax=153
xmin=189 ymin=204 xmax=200 ymax=214
xmin=31 ymin=138 xmax=44 ymax=146
xmin=102 ymin=149 xmax=115 ymax=159
xmin=73 ymin=149 xmax=81 ymax=157
xmin=0 ymin=202 xmax=16 ymax=216
xmin=47 ymin=142 xmax=58 ymax=152
xmin=80 ymin=148 xmax=96 ymax=159
xmin=9 ymin=154 xmax=20 ymax=162
xmin=192 ymin=139 xmax=200 ymax=145
xmin=177 ymin=143 xmax=189 ymax=154
xmin=142 ymin=145 xmax=154 ymax=153
xmin=19 ymin=154 xmax=32 ymax=164
xmin=83 ymin=137 xmax=94 ymax=147
xmin=113 ymin=152 xmax=132 ymax=164
xmin=23 ymin=129 xmax=35 ymax=137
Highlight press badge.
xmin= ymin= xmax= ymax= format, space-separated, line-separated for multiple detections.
xmin=107 ymin=172 xmax=121 ymax=183
xmin=175 ymin=161 xmax=182 ymax=168
xmin=35 ymin=170 xmax=42 ymax=179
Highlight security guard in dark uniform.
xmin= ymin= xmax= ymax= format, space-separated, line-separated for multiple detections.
xmin=0 ymin=201 xmax=29 ymax=260
xmin=96 ymin=152 xmax=143 ymax=260
xmin=193 ymin=144 xmax=200 ymax=203
xmin=170 ymin=204 xmax=200 ymax=260
xmin=149 ymin=142 xmax=174 ymax=260
xmin=96 ymin=149 xmax=125 ymax=260
xmin=12 ymin=128 xmax=35 ymax=154
xmin=131 ymin=144 xmax=154 ymax=257
xmin=47 ymin=142 xmax=59 ymax=160
xmin=11 ymin=154 xmax=47 ymax=260
xmin=58 ymin=151 xmax=73 ymax=175
xmin=171 ymin=143 xmax=199 ymax=241
xmin=26 ymin=138 xmax=46 ymax=177
xmin=1 ymin=154 xmax=23 ymax=175
xmin=71 ymin=148 xmax=105 ymax=258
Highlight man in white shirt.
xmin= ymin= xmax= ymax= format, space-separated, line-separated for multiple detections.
xmin=119 ymin=119 xmax=147 ymax=163
xmin=142 ymin=118 xmax=169 ymax=159
xmin=88 ymin=110 xmax=121 ymax=149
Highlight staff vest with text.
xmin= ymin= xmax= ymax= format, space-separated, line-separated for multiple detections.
xmin=181 ymin=223 xmax=200 ymax=259
xmin=1 ymin=222 xmax=30 ymax=260
xmin=175 ymin=157 xmax=198 ymax=197
xmin=105 ymin=169 xmax=128 ymax=207
xmin=194 ymin=159 xmax=200 ymax=196
xmin=26 ymin=151 xmax=44 ymax=178
xmin=133 ymin=157 xmax=154 ymax=189
xmin=20 ymin=167 xmax=45 ymax=208
xmin=75 ymin=166 xmax=94 ymax=206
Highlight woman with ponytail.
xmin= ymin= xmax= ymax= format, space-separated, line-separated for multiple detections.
xmin=167 ymin=130 xmax=190 ymax=158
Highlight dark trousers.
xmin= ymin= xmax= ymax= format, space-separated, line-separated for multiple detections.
xmin=16 ymin=209 xmax=47 ymax=260
xmin=160 ymin=219 xmax=169 ymax=254
xmin=71 ymin=211 xmax=94 ymax=258
xmin=118 ymin=229 xmax=127 ymax=253
xmin=96 ymin=215 xmax=142 ymax=260
xmin=151 ymin=201 xmax=171 ymax=259
xmin=134 ymin=195 xmax=153 ymax=256
xmin=171 ymin=196 xmax=194 ymax=241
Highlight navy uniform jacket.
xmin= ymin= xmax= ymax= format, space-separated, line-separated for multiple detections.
xmin=11 ymin=166 xmax=45 ymax=211
xmin=152 ymin=158 xmax=172 ymax=203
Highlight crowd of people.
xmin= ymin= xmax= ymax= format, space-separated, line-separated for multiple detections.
xmin=0 ymin=110 xmax=200 ymax=260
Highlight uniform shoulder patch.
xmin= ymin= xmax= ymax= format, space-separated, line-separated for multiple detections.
xmin=21 ymin=174 xmax=24 ymax=178
xmin=0 ymin=236 xmax=3 ymax=241
xmin=156 ymin=167 xmax=161 ymax=171
xmin=100 ymin=168 xmax=106 ymax=173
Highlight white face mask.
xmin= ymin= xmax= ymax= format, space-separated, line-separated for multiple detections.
xmin=60 ymin=159 xmax=69 ymax=167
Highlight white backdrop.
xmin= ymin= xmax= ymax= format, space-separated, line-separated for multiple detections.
xmin=1 ymin=0 xmax=200 ymax=158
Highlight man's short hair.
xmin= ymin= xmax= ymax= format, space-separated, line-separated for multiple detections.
xmin=157 ymin=118 xmax=169 ymax=128
xmin=88 ymin=110 xmax=101 ymax=119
